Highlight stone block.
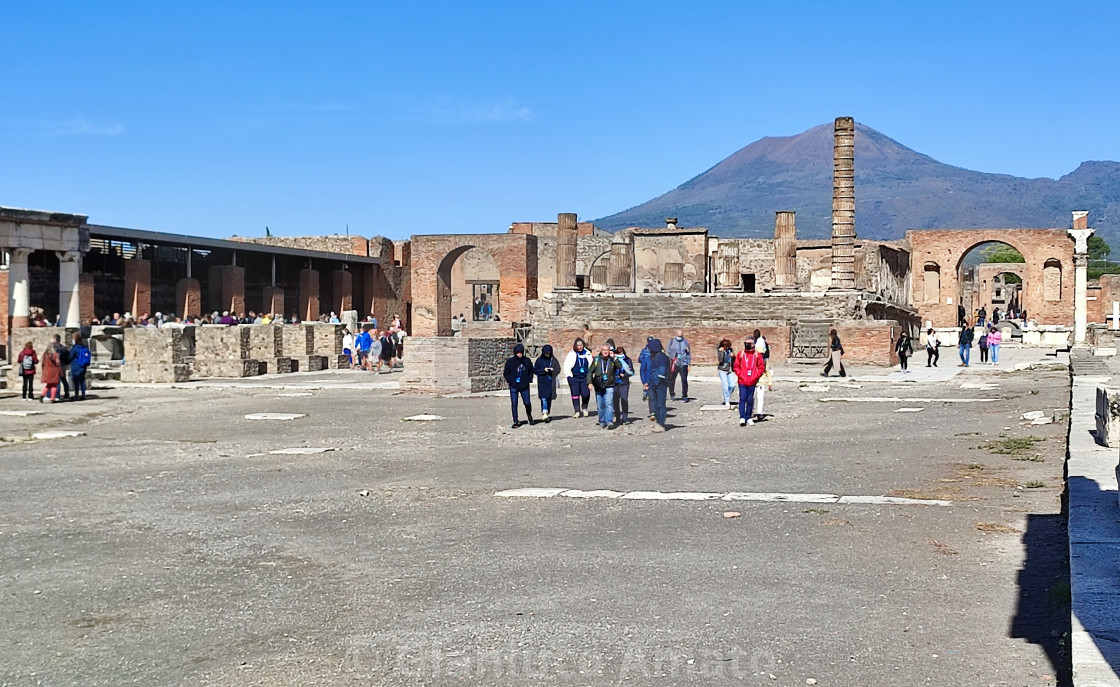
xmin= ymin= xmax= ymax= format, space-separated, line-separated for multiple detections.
xmin=1094 ymin=386 xmax=1120 ymax=448
xmin=283 ymin=324 xmax=315 ymax=356
xmin=195 ymin=325 xmax=250 ymax=360
xmin=289 ymin=355 xmax=326 ymax=372
xmin=399 ymin=336 xmax=513 ymax=394
xmin=248 ymin=324 xmax=284 ymax=359
xmin=193 ymin=358 xmax=262 ymax=378
xmin=260 ymin=357 xmax=293 ymax=375
xmin=120 ymin=362 xmax=191 ymax=383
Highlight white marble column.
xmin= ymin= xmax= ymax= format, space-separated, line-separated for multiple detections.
xmin=8 ymin=248 xmax=32 ymax=328
xmin=57 ymin=250 xmax=82 ymax=328
xmin=1068 ymin=226 xmax=1093 ymax=347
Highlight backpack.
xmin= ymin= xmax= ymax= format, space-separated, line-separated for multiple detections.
xmin=21 ymin=354 xmax=34 ymax=372
xmin=75 ymin=346 xmax=91 ymax=369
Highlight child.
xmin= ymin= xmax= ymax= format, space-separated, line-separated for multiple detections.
xmin=17 ymin=341 xmax=37 ymax=400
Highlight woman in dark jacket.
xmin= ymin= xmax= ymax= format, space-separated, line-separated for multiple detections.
xmin=533 ymin=345 xmax=559 ymax=423
xmin=821 ymin=329 xmax=846 ymax=378
xmin=716 ymin=339 xmax=735 ymax=408
xmin=895 ymin=332 xmax=914 ymax=373
xmin=503 ymin=343 xmax=535 ymax=428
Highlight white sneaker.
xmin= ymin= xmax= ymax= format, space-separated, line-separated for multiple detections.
xmin=747 ymin=419 xmax=756 ymax=426
xmin=723 ymin=402 xmax=731 ymax=409
xmin=739 ymin=418 xmax=747 ymax=426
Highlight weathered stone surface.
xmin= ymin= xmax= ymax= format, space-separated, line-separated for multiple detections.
xmin=399 ymin=336 xmax=514 ymax=394
xmin=1095 ymin=386 xmax=1120 ymax=448
xmin=283 ymin=324 xmax=315 ymax=357
xmin=196 ymin=325 xmax=250 ymax=360
xmin=120 ymin=362 xmax=191 ymax=383
xmin=193 ymin=358 xmax=262 ymax=378
xmin=288 ymin=355 xmax=327 ymax=373
xmin=248 ymin=325 xmax=284 ymax=359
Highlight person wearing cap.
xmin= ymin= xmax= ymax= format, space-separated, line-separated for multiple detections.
xmin=503 ymin=343 xmax=535 ymax=428
xmin=641 ymin=338 xmax=672 ymax=432
xmin=733 ymin=336 xmax=766 ymax=426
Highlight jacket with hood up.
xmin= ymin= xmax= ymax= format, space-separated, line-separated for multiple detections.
xmin=640 ymin=339 xmax=670 ymax=387
xmin=534 ymin=345 xmax=559 ymax=397
xmin=503 ymin=344 xmax=534 ymax=391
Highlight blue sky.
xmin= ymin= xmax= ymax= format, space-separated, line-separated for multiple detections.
xmin=3 ymin=1 xmax=1118 ymax=240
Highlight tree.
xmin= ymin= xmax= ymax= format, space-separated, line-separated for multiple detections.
xmin=979 ymin=243 xmax=1025 ymax=263
xmin=1089 ymin=235 xmax=1111 ymax=261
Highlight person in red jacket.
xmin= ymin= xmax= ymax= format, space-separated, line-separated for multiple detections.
xmin=732 ymin=337 xmax=766 ymax=427
xmin=16 ymin=341 xmax=38 ymax=400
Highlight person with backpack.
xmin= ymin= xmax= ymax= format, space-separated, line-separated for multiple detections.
xmin=716 ymin=339 xmax=736 ymax=409
xmin=733 ymin=336 xmax=766 ymax=426
xmin=533 ymin=345 xmax=559 ymax=422
xmin=39 ymin=342 xmax=63 ymax=403
xmin=69 ymin=333 xmax=92 ymax=400
xmin=895 ymin=331 xmax=914 ymax=373
xmin=562 ymin=338 xmax=593 ymax=418
xmin=612 ymin=345 xmax=635 ymax=424
xmin=925 ymin=328 xmax=940 ymax=367
xmin=978 ymin=328 xmax=990 ymax=364
xmin=641 ymin=338 xmax=671 ymax=432
xmin=17 ymin=341 xmax=38 ymax=400
xmin=503 ymin=343 xmax=535 ymax=428
xmin=667 ymin=330 xmax=692 ymax=402
xmin=588 ymin=344 xmax=622 ymax=429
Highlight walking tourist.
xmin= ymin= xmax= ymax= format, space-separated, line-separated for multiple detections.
xmin=638 ymin=336 xmax=652 ymax=404
xmin=612 ymin=345 xmax=634 ymax=424
xmin=69 ymin=333 xmax=91 ymax=400
xmin=342 ymin=329 xmax=355 ymax=368
xmin=753 ymin=347 xmax=774 ymax=421
xmin=733 ymin=337 xmax=766 ymax=426
xmin=821 ymin=329 xmax=846 ymax=377
xmin=895 ymin=331 xmax=914 ymax=373
xmin=988 ymin=325 xmax=1002 ymax=364
xmin=376 ymin=329 xmax=396 ymax=373
xmin=978 ymin=306 xmax=987 ymax=327
xmin=562 ymin=338 xmax=593 ymax=418
xmin=51 ymin=334 xmax=72 ymax=400
xmin=958 ymin=322 xmax=974 ymax=366
xmin=589 ymin=344 xmax=621 ymax=429
xmin=533 ymin=344 xmax=558 ymax=422
xmin=39 ymin=342 xmax=62 ymax=403
xmin=716 ymin=339 xmax=736 ymax=408
xmin=667 ymin=329 xmax=692 ymax=402
xmin=641 ymin=338 xmax=671 ymax=432
xmin=503 ymin=343 xmax=535 ymax=428
xmin=355 ymin=326 xmax=373 ymax=370
xmin=978 ymin=328 xmax=990 ymax=363
xmin=17 ymin=341 xmax=37 ymax=400
xmin=926 ymin=328 xmax=940 ymax=367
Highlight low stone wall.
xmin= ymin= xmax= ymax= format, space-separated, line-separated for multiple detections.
xmin=7 ymin=327 xmax=77 ymax=388
xmin=310 ymin=323 xmax=347 ymax=369
xmin=399 ymin=336 xmax=514 ymax=394
xmin=120 ymin=327 xmax=192 ymax=382
xmin=194 ymin=325 xmax=261 ymax=378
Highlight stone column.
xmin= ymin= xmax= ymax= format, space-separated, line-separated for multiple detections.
xmin=299 ymin=269 xmax=320 ymax=321
xmin=607 ymin=240 xmax=633 ymax=291
xmin=829 ymin=116 xmax=857 ymax=290
xmin=124 ymin=258 xmax=152 ymax=316
xmin=57 ymin=251 xmax=82 ymax=327
xmin=1069 ymin=212 xmax=1094 ymax=347
xmin=715 ymin=240 xmax=741 ymax=291
xmin=332 ymin=269 xmax=353 ymax=313
xmin=773 ymin=211 xmax=798 ymax=291
xmin=554 ymin=212 xmax=579 ymax=291
xmin=8 ymin=248 xmax=32 ymax=328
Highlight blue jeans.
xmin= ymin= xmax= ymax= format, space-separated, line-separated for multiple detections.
xmin=738 ymin=384 xmax=756 ymax=420
xmin=990 ymin=343 xmax=1000 ymax=363
xmin=539 ymin=387 xmax=552 ymax=414
xmin=595 ymin=386 xmax=615 ymax=426
xmin=509 ymin=387 xmax=531 ymax=423
xmin=648 ymin=383 xmax=668 ymax=427
xmin=718 ymin=370 xmax=736 ymax=404
xmin=958 ymin=344 xmax=970 ymax=366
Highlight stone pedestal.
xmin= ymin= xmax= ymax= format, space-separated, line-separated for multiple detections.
xmin=1095 ymin=386 xmax=1120 ymax=448
xmin=120 ymin=327 xmax=192 ymax=383
xmin=399 ymin=336 xmax=514 ymax=394
xmin=193 ymin=325 xmax=261 ymax=378
xmin=282 ymin=323 xmax=327 ymax=372
xmin=248 ymin=324 xmax=292 ymax=374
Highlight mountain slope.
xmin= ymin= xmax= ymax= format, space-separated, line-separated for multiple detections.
xmin=595 ymin=123 xmax=1120 ymax=247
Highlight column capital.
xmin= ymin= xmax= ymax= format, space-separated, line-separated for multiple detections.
xmin=1074 ymin=253 xmax=1089 ymax=267
xmin=1068 ymin=227 xmax=1094 ymax=255
xmin=56 ymin=250 xmax=82 ymax=263
xmin=8 ymin=247 xmax=33 ymax=260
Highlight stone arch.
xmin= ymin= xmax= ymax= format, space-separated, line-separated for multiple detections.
xmin=922 ymin=262 xmax=941 ymax=303
xmin=1043 ymin=258 xmax=1062 ymax=301
xmin=436 ymin=245 xmax=477 ymax=336
xmin=588 ymin=249 xmax=611 ymax=291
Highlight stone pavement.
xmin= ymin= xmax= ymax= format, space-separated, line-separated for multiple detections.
xmin=1068 ymin=366 xmax=1120 ymax=686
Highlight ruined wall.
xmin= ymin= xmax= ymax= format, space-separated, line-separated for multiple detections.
xmin=510 ymin=220 xmax=598 ymax=297
xmin=863 ymin=243 xmax=911 ymax=307
xmin=450 ymin=247 xmax=501 ymax=320
xmin=577 ymin=235 xmax=612 ymax=289
xmin=398 ymin=336 xmax=514 ymax=393
xmin=633 ymin=232 xmax=707 ymax=294
xmin=231 ymin=235 xmax=370 ymax=256
xmin=731 ymin=239 xmax=776 ymax=292
xmin=1089 ymin=274 xmax=1120 ymax=325
xmin=368 ymin=236 xmax=410 ymax=326
xmin=120 ymin=327 xmax=191 ymax=382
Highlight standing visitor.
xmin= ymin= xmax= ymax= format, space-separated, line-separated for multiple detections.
xmin=69 ymin=333 xmax=91 ymax=400
xmin=638 ymin=336 xmax=652 ymax=404
xmin=17 ymin=341 xmax=37 ymax=400
xmin=533 ymin=344 xmax=558 ymax=422
xmin=925 ymin=329 xmax=940 ymax=368
xmin=562 ymin=338 xmax=593 ymax=418
xmin=978 ymin=327 xmax=990 ymax=364
xmin=753 ymin=329 xmax=768 ymax=360
xmin=667 ymin=329 xmax=692 ymax=402
xmin=958 ymin=322 xmax=974 ymax=367
xmin=376 ymin=329 xmax=396 ymax=373
xmin=612 ymin=345 xmax=634 ymax=424
xmin=716 ymin=339 xmax=736 ymax=408
xmin=895 ymin=331 xmax=914 ymax=373
xmin=821 ymin=329 xmax=846 ymax=378
xmin=641 ymin=339 xmax=671 ymax=432
xmin=355 ymin=327 xmax=373 ymax=370
xmin=503 ymin=343 xmax=535 ymax=428
xmin=978 ymin=306 xmax=987 ymax=328
xmin=588 ymin=344 xmax=621 ymax=429
xmin=342 ymin=329 xmax=355 ymax=368
xmin=733 ymin=337 xmax=766 ymax=426
xmin=988 ymin=325 xmax=1002 ymax=364
xmin=51 ymin=334 xmax=72 ymax=400
xmin=581 ymin=324 xmax=594 ymax=349
xmin=39 ymin=342 xmax=62 ymax=403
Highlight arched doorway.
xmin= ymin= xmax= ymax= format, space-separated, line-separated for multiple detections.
xmin=449 ymin=247 xmax=500 ymax=322
xmin=957 ymin=241 xmax=1030 ymax=324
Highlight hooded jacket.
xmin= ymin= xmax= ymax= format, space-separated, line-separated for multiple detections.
xmin=503 ymin=344 xmax=534 ymax=391
xmin=534 ymin=345 xmax=558 ymax=396
xmin=640 ymin=339 xmax=670 ymax=387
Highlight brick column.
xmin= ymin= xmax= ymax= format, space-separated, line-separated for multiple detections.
xmin=221 ymin=265 xmax=246 ymax=315
xmin=261 ymin=286 xmax=284 ymax=315
xmin=332 ymin=269 xmax=353 ymax=314
xmin=124 ymin=258 xmax=152 ymax=316
xmin=299 ymin=269 xmax=320 ymax=321
xmin=79 ymin=273 xmax=95 ymax=324
xmin=176 ymin=278 xmax=201 ymax=318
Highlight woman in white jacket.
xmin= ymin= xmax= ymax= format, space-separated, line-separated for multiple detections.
xmin=561 ymin=338 xmax=594 ymax=418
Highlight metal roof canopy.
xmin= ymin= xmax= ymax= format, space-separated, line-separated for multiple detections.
xmin=87 ymin=224 xmax=380 ymax=265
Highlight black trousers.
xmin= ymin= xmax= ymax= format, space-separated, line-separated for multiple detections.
xmin=927 ymin=348 xmax=939 ymax=367
xmin=22 ymin=374 xmax=34 ymax=398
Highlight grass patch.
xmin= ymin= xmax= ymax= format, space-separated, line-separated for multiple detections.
xmin=1025 ymin=480 xmax=1046 ymax=489
xmin=979 ymin=435 xmax=1046 ymax=455
xmin=1012 ymin=455 xmax=1046 ymax=462
xmin=803 ymin=508 xmax=831 ymax=515
xmin=967 ymin=463 xmax=985 ymax=470
xmin=955 ymin=431 xmax=981 ymax=437
xmin=976 ymin=522 xmax=1021 ymax=534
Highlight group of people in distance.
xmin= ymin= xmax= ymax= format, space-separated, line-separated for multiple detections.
xmin=342 ymin=316 xmax=406 ymax=372
xmin=15 ymin=333 xmax=93 ymax=403
xmin=502 ymin=328 xmax=775 ymax=432
xmin=916 ymin=321 xmax=1005 ymax=370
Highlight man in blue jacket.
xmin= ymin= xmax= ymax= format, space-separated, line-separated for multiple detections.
xmin=641 ymin=339 xmax=671 ymax=432
xmin=667 ymin=329 xmax=692 ymax=402
xmin=503 ymin=343 xmax=535 ymax=428
xmin=69 ymin=333 xmax=92 ymax=401
xmin=638 ymin=336 xmax=653 ymax=407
